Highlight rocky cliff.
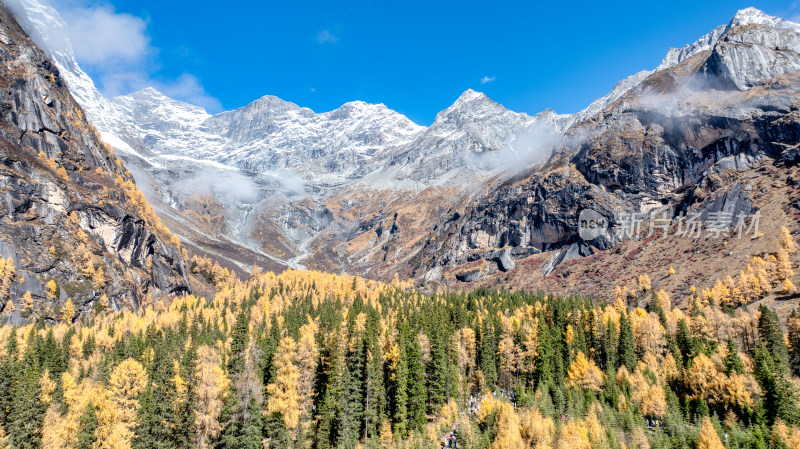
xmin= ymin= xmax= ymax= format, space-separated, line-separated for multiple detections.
xmin=0 ymin=3 xmax=188 ymax=321
xmin=6 ymin=1 xmax=798 ymax=301
xmin=412 ymin=10 xmax=800 ymax=297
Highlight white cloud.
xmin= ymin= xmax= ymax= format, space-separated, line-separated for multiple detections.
xmin=10 ymin=0 xmax=222 ymax=112
xmin=101 ymin=72 xmax=222 ymax=112
xmin=61 ymin=5 xmax=150 ymax=67
xmin=480 ymin=75 xmax=496 ymax=84
xmin=317 ymin=30 xmax=338 ymax=44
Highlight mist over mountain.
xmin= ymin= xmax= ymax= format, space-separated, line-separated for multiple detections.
xmin=5 ymin=0 xmax=800 ymax=292
xmin=2 ymin=1 xmax=800 ymax=448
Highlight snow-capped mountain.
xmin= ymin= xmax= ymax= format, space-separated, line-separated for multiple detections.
xmin=6 ymin=0 xmax=563 ymax=192
xmin=381 ymin=90 xmax=571 ymax=184
xmin=8 ymin=0 xmax=800 ymax=281
xmin=701 ymin=7 xmax=800 ymax=90
xmin=114 ymin=88 xmax=425 ymax=183
xmin=4 ymin=0 xmax=143 ymax=154
xmin=578 ymin=7 xmax=800 ymax=124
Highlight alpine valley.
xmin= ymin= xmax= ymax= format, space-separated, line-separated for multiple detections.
xmin=0 ymin=0 xmax=798 ymax=314
xmin=1 ymin=1 xmax=800 ymax=449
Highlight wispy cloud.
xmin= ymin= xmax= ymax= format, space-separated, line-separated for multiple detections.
xmin=317 ymin=30 xmax=338 ymax=44
xmin=62 ymin=4 xmax=150 ymax=67
xmin=102 ymin=72 xmax=222 ymax=112
xmin=480 ymin=75 xmax=496 ymax=84
xmin=8 ymin=0 xmax=221 ymax=112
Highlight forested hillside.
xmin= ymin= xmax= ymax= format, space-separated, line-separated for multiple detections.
xmin=1 ymin=234 xmax=800 ymax=449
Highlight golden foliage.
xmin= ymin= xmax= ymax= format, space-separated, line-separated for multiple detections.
xmin=109 ymin=358 xmax=147 ymax=424
xmin=194 ymin=345 xmax=229 ymax=449
xmin=637 ymin=274 xmax=652 ymax=292
xmin=0 ymin=257 xmax=16 ymax=300
xmin=61 ymin=299 xmax=74 ymax=322
xmin=519 ymin=407 xmax=554 ymax=448
xmin=781 ymin=226 xmax=797 ymax=253
xmin=266 ymin=336 xmax=301 ymax=430
xmin=46 ymin=279 xmax=58 ymax=300
xmin=773 ymin=419 xmax=800 ymax=448
xmin=566 ymin=351 xmax=604 ymax=392
xmin=491 ymin=401 xmax=524 ymax=449
xmin=696 ymin=417 xmax=725 ymax=449
xmin=783 ymin=278 xmax=798 ymax=294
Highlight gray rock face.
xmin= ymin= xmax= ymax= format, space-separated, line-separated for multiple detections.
xmin=695 ymin=183 xmax=754 ymax=226
xmin=413 ymin=10 xmax=800 ymax=279
xmin=9 ymin=1 xmax=800 ymax=285
xmin=0 ymin=3 xmax=188 ymax=318
xmin=783 ymin=147 xmax=800 ymax=164
xmin=702 ymin=10 xmax=800 ymax=90
xmin=456 ymin=270 xmax=483 ymax=282
xmin=496 ymin=250 xmax=515 ymax=272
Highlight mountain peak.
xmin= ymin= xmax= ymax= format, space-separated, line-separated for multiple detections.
xmin=243 ymin=94 xmax=306 ymax=114
xmin=456 ymin=88 xmax=488 ymax=103
xmin=729 ymin=7 xmax=800 ymax=30
xmin=138 ymin=86 xmax=166 ymax=97
xmin=442 ymin=89 xmax=495 ymax=114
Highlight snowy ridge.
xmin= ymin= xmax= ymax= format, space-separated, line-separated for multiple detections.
xmin=577 ymin=8 xmax=800 ymax=123
xmin=5 ymin=0 xmax=141 ymax=154
xmin=9 ymin=0 xmax=800 ymax=273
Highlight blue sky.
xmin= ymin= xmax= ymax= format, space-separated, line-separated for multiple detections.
xmin=55 ymin=0 xmax=800 ymax=125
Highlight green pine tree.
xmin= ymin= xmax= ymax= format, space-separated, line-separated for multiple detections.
xmin=406 ymin=330 xmax=427 ymax=432
xmin=7 ymin=363 xmax=45 ymax=449
xmin=759 ymin=305 xmax=790 ymax=367
xmin=618 ymin=313 xmax=637 ymax=370
xmin=723 ymin=339 xmax=745 ymax=375
xmin=75 ymin=402 xmax=98 ymax=449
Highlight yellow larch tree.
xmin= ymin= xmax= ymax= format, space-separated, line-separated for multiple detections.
xmin=194 ymin=345 xmax=229 ymax=449
xmin=776 ymin=249 xmax=794 ymax=282
xmin=39 ymin=369 xmax=55 ymax=404
xmin=781 ymin=226 xmax=797 ymax=253
xmin=0 ymin=257 xmax=15 ymax=300
xmin=773 ymin=419 xmax=800 ymax=448
xmin=635 ymin=311 xmax=666 ymax=355
xmin=655 ymin=289 xmax=672 ymax=313
xmin=46 ymin=279 xmax=58 ymax=300
xmin=108 ymin=357 xmax=147 ymax=446
xmin=266 ymin=336 xmax=301 ymax=430
xmin=491 ymin=401 xmax=523 ymax=449
xmin=783 ymin=278 xmax=798 ymax=294
xmin=23 ymin=292 xmax=33 ymax=315
xmin=686 ymin=354 xmax=719 ymax=402
xmin=93 ymin=265 xmax=105 ymax=289
xmin=557 ymin=417 xmax=591 ymax=449
xmin=697 ymin=416 xmax=725 ymax=449
xmin=98 ymin=293 xmax=109 ymax=311
xmin=566 ymin=351 xmax=604 ymax=392
xmin=3 ymin=298 xmax=14 ymax=316
xmin=518 ymin=408 xmax=554 ymax=449
xmin=296 ymin=320 xmax=319 ymax=415
xmin=41 ymin=401 xmax=68 ymax=449
xmin=637 ymin=273 xmax=652 ymax=293
xmin=721 ymin=373 xmax=754 ymax=412
xmin=61 ymin=299 xmax=74 ymax=323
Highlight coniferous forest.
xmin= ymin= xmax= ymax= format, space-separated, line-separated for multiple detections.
xmin=1 ymin=240 xmax=800 ymax=449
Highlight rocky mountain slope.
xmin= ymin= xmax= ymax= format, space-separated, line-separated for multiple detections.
xmin=0 ymin=2 xmax=188 ymax=321
xmin=412 ymin=7 xmax=800 ymax=299
xmin=6 ymin=1 xmax=799 ymax=303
